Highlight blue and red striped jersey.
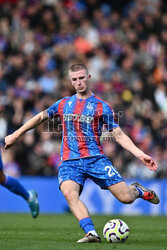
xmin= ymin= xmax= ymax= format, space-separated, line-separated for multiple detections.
xmin=47 ymin=94 xmax=118 ymax=161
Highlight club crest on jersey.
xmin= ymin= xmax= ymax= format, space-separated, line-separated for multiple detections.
xmin=87 ymin=102 xmax=93 ymax=110
xmin=69 ymin=101 xmax=72 ymax=105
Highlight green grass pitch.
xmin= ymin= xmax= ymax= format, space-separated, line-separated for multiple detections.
xmin=0 ymin=214 xmax=166 ymax=250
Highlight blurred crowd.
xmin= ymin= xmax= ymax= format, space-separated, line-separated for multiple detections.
xmin=0 ymin=0 xmax=167 ymax=179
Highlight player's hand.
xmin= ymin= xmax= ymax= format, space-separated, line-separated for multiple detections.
xmin=138 ymin=153 xmax=158 ymax=171
xmin=4 ymin=134 xmax=18 ymax=149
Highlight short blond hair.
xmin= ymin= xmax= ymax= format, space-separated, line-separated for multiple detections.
xmin=69 ymin=63 xmax=88 ymax=74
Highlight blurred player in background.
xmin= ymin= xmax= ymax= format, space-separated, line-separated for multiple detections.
xmin=0 ymin=146 xmax=39 ymax=218
xmin=5 ymin=63 xmax=159 ymax=242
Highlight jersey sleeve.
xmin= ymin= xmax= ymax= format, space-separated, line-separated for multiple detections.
xmin=102 ymin=102 xmax=119 ymax=131
xmin=47 ymin=98 xmax=63 ymax=119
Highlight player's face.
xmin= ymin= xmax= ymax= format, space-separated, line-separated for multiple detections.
xmin=69 ymin=69 xmax=91 ymax=94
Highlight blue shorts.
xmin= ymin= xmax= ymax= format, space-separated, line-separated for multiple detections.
xmin=58 ymin=155 xmax=124 ymax=190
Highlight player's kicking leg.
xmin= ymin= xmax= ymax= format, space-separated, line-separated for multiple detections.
xmin=108 ymin=181 xmax=159 ymax=204
xmin=0 ymin=150 xmax=39 ymax=218
xmin=131 ymin=182 xmax=159 ymax=204
xmin=60 ymin=180 xmax=101 ymax=243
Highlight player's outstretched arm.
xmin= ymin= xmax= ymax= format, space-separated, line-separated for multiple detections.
xmin=5 ymin=110 xmax=48 ymax=149
xmin=111 ymin=127 xmax=157 ymax=171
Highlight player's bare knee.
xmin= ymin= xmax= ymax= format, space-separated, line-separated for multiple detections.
xmin=62 ymin=189 xmax=78 ymax=203
xmin=119 ymin=194 xmax=134 ymax=204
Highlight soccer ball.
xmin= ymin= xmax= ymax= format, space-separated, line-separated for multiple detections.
xmin=103 ymin=219 xmax=129 ymax=243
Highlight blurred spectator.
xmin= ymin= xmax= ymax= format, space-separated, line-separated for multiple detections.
xmin=1 ymin=147 xmax=20 ymax=178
